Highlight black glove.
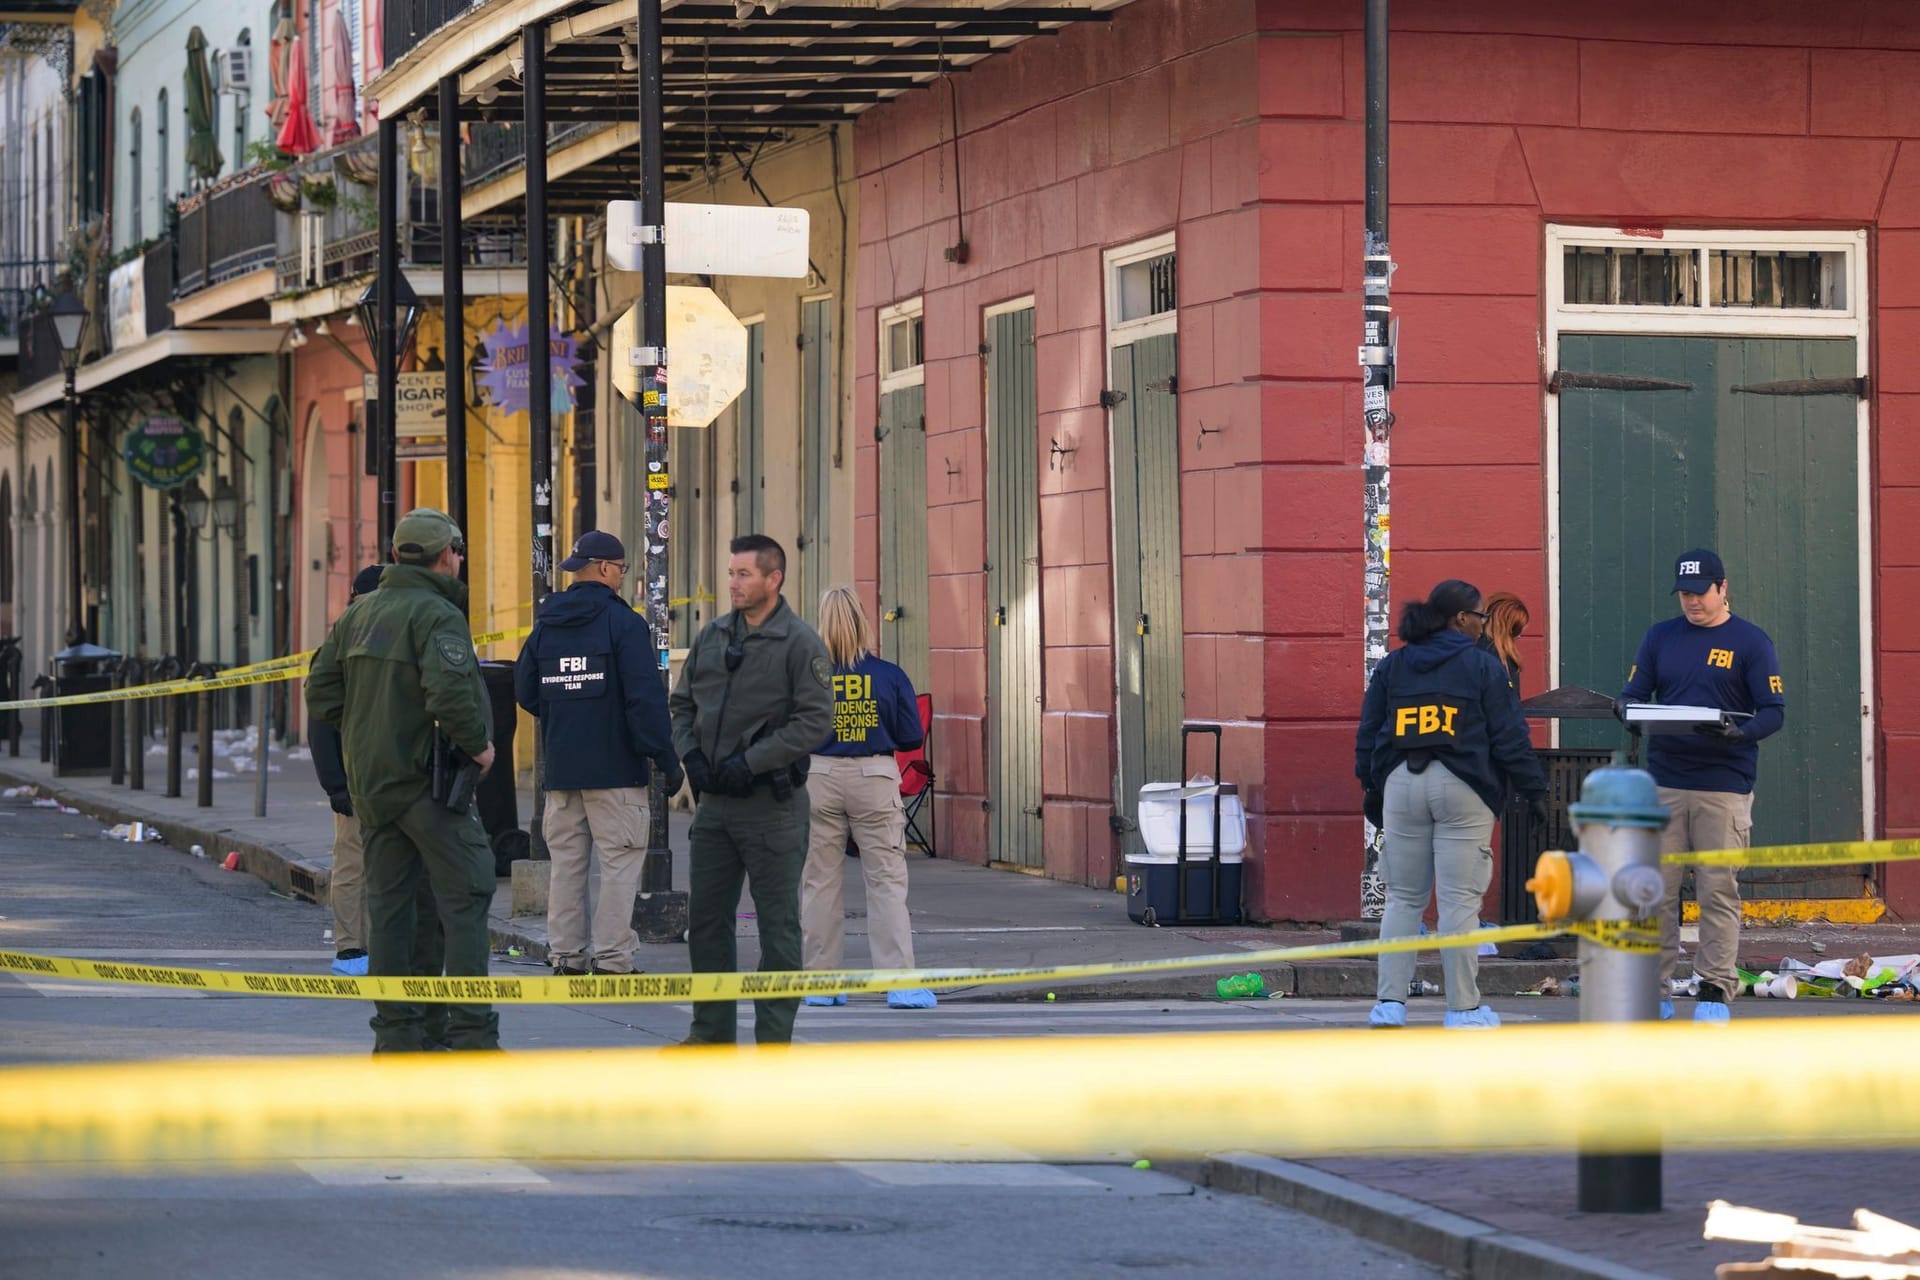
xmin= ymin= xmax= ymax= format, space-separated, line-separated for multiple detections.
xmin=657 ymin=756 xmax=686 ymax=798
xmin=327 ymin=790 xmax=354 ymax=818
xmin=1525 ymin=791 xmax=1550 ymax=828
xmin=1362 ymin=786 xmax=1384 ymax=830
xmin=1693 ymin=720 xmax=1747 ymax=744
xmin=682 ymin=750 xmax=712 ymax=796
xmin=715 ymin=751 xmax=757 ymax=797
xmin=1610 ymin=697 xmax=1629 ymax=723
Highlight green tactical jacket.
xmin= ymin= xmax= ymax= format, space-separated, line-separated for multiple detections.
xmin=304 ymin=564 xmax=492 ymax=829
xmin=670 ymin=597 xmax=834 ymax=775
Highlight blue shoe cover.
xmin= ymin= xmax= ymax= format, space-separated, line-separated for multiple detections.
xmin=1659 ymin=999 xmax=1674 ymax=1021
xmin=1443 ymin=1005 xmax=1501 ymax=1029
xmin=331 ymin=955 xmax=369 ymax=977
xmin=1693 ymin=1000 xmax=1730 ymax=1024
xmin=803 ymin=994 xmax=847 ymax=1007
xmin=1368 ymin=1000 xmax=1406 ymax=1028
xmin=887 ymin=988 xmax=937 ymax=1009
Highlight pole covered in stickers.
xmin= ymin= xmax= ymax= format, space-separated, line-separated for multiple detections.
xmin=1358 ymin=0 xmax=1395 ymax=920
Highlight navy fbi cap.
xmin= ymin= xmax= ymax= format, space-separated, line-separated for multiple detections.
xmin=559 ymin=530 xmax=627 ymax=574
xmin=1672 ymin=548 xmax=1725 ymax=594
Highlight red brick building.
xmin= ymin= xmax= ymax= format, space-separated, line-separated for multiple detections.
xmin=852 ymin=0 xmax=1918 ymax=922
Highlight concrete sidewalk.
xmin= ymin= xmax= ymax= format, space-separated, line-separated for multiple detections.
xmin=0 ymin=731 xmax=1910 ymax=1001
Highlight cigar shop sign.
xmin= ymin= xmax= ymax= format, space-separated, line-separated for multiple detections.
xmin=120 ymin=415 xmax=207 ymax=490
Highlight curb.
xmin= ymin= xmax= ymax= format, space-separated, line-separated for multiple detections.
xmin=1189 ymin=1153 xmax=1665 ymax=1280
xmin=0 ymin=764 xmax=331 ymax=902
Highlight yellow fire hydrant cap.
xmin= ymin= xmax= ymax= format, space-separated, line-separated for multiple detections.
xmin=1526 ymin=850 xmax=1573 ymax=921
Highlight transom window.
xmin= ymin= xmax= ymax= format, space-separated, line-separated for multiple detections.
xmin=878 ymin=298 xmax=923 ymax=392
xmin=1562 ymin=242 xmax=1848 ymax=312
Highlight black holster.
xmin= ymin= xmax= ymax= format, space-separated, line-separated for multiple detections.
xmin=430 ymin=732 xmax=482 ymax=812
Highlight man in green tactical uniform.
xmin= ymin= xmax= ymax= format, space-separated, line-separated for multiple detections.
xmin=671 ymin=534 xmax=835 ymax=1046
xmin=306 ymin=508 xmax=501 ymax=1053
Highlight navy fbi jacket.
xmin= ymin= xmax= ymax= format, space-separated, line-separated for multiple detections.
xmin=1356 ymin=629 xmax=1548 ymax=815
xmin=514 ymin=581 xmax=676 ymax=791
xmin=815 ymin=654 xmax=924 ymax=757
xmin=1620 ymin=614 xmax=1785 ymax=795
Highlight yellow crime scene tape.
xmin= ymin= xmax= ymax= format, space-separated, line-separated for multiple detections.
xmin=2 ymin=1019 xmax=1915 ymax=1169
xmin=1668 ymin=838 xmax=1920 ymax=869
xmin=0 ymin=626 xmax=534 ymax=713
xmin=0 ymin=920 xmax=1654 ymax=1005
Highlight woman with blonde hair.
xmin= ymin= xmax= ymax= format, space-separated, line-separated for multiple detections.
xmin=800 ymin=586 xmax=936 ymax=1009
xmin=1477 ymin=592 xmax=1530 ymax=693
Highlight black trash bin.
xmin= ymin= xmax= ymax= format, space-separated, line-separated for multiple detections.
xmin=1499 ymin=686 xmax=1625 ymax=924
xmin=52 ymin=642 xmax=121 ymax=777
xmin=476 ymin=661 xmax=528 ymax=875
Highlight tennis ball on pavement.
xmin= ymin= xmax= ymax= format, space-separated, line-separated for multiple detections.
xmin=1132 ymin=1159 xmax=1152 ymax=1170
xmin=1046 ymin=992 xmax=1056 ymax=1002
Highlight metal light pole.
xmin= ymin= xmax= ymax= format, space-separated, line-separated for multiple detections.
xmin=634 ymin=0 xmax=686 ymax=938
xmin=49 ymin=290 xmax=88 ymax=646
xmin=376 ymin=117 xmax=400 ymax=553
xmin=1358 ymin=0 xmax=1396 ymax=918
xmin=440 ymin=74 xmax=468 ymax=564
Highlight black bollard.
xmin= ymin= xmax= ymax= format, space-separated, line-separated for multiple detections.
xmin=128 ymin=670 xmax=146 ymax=793
xmin=166 ymin=691 xmax=183 ymax=799
xmin=196 ymin=684 xmax=213 ymax=808
xmin=109 ymin=663 xmax=126 ymax=786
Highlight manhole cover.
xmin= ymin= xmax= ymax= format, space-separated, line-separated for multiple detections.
xmin=652 ymin=1213 xmax=887 ymax=1235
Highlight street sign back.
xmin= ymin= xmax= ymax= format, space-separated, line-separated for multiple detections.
xmin=606 ymin=200 xmax=810 ymax=278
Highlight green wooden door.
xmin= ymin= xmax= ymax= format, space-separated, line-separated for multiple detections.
xmin=1109 ymin=334 xmax=1184 ymax=859
xmin=733 ymin=321 xmax=765 ymax=537
xmin=986 ymin=307 xmax=1043 ymax=868
xmin=799 ymin=299 xmax=834 ymax=618
xmin=1558 ymin=334 xmax=1863 ymax=895
xmin=878 ymin=383 xmax=930 ymax=690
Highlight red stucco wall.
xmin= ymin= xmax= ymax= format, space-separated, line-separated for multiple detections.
xmin=853 ymin=0 xmax=1262 ymax=887
xmin=855 ymin=0 xmax=1920 ymax=920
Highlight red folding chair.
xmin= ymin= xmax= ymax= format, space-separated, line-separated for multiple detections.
xmin=899 ymin=693 xmax=936 ymax=857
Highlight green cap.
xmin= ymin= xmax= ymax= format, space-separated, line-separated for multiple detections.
xmin=392 ymin=507 xmax=463 ymax=563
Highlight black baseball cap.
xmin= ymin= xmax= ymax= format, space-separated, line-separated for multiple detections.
xmin=350 ymin=563 xmax=385 ymax=599
xmin=1672 ymin=549 xmax=1726 ymax=594
xmin=559 ymin=530 xmax=627 ymax=573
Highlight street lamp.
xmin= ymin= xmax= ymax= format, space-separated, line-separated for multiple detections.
xmin=212 ymin=476 xmax=238 ymax=531
xmin=354 ymin=270 xmax=422 ymax=357
xmin=49 ymin=289 xmax=88 ymax=647
xmin=180 ymin=479 xmax=211 ymax=532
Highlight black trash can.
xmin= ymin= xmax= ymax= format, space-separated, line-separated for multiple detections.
xmin=52 ymin=642 xmax=121 ymax=777
xmin=476 ymin=661 xmax=527 ymax=875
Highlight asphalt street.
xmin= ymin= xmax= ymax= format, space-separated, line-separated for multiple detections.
xmin=0 ymin=798 xmax=1452 ymax=1280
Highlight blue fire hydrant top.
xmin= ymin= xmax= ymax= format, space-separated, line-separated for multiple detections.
xmin=1567 ymin=765 xmax=1670 ymax=830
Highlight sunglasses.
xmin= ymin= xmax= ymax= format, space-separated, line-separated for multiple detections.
xmin=593 ymin=558 xmax=628 ymax=574
xmin=1463 ymin=609 xmax=1490 ymax=621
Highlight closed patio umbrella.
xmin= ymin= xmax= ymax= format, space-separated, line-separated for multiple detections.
xmin=185 ymin=27 xmax=225 ymax=182
xmin=266 ymin=15 xmax=294 ymax=135
xmin=325 ymin=6 xmax=357 ymax=145
xmin=276 ymin=34 xmax=321 ymax=157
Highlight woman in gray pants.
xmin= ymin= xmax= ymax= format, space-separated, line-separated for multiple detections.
xmin=1355 ymin=580 xmax=1549 ymax=1029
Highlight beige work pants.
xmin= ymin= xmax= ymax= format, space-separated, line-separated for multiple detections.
xmin=544 ymin=786 xmax=651 ymax=973
xmin=1656 ymin=786 xmax=1751 ymax=1000
xmin=330 ymin=811 xmax=367 ymax=953
xmin=801 ymin=755 xmax=917 ymax=972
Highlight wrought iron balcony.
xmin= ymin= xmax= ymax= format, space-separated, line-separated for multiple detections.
xmin=175 ymin=171 xmax=280 ymax=297
xmin=382 ymin=0 xmax=478 ymax=69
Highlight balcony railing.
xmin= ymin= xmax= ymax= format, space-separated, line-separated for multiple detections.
xmin=382 ymin=0 xmax=478 ymax=69
xmin=175 ymin=171 xmax=279 ymax=297
xmin=461 ymin=121 xmax=599 ymax=190
xmin=274 ymin=133 xmax=531 ymax=297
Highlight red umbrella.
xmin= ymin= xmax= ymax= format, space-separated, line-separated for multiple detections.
xmin=276 ymin=34 xmax=321 ymax=156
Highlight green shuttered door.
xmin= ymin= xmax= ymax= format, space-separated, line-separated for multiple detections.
xmin=987 ymin=307 xmax=1043 ymax=868
xmin=1110 ymin=334 xmax=1184 ymax=859
xmin=878 ymin=383 xmax=930 ymax=690
xmin=1558 ymin=334 xmax=1863 ymax=895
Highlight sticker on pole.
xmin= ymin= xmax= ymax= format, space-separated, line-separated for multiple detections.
xmin=605 ymin=200 xmax=810 ymax=278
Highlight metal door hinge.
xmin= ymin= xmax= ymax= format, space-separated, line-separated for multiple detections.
xmin=1145 ymin=375 xmax=1177 ymax=395
xmin=1109 ymin=814 xmax=1137 ymax=835
xmin=1099 ymin=389 xmax=1128 ymax=409
xmin=1547 ymin=371 xmax=1694 ymax=394
xmin=1731 ymin=376 xmax=1869 ymax=398
xmin=1023 ymin=805 xmax=1043 ymax=818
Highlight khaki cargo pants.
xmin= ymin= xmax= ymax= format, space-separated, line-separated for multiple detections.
xmin=543 ymin=786 xmax=650 ymax=973
xmin=1656 ymin=786 xmax=1751 ymax=1001
xmin=801 ymin=754 xmax=916 ymax=973
xmin=330 ymin=812 xmax=367 ymax=953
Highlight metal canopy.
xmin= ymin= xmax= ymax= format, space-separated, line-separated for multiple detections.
xmin=399 ymin=0 xmax=1120 ymax=213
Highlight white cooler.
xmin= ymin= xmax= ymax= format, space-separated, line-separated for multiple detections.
xmin=1127 ymin=778 xmax=1246 ymax=926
